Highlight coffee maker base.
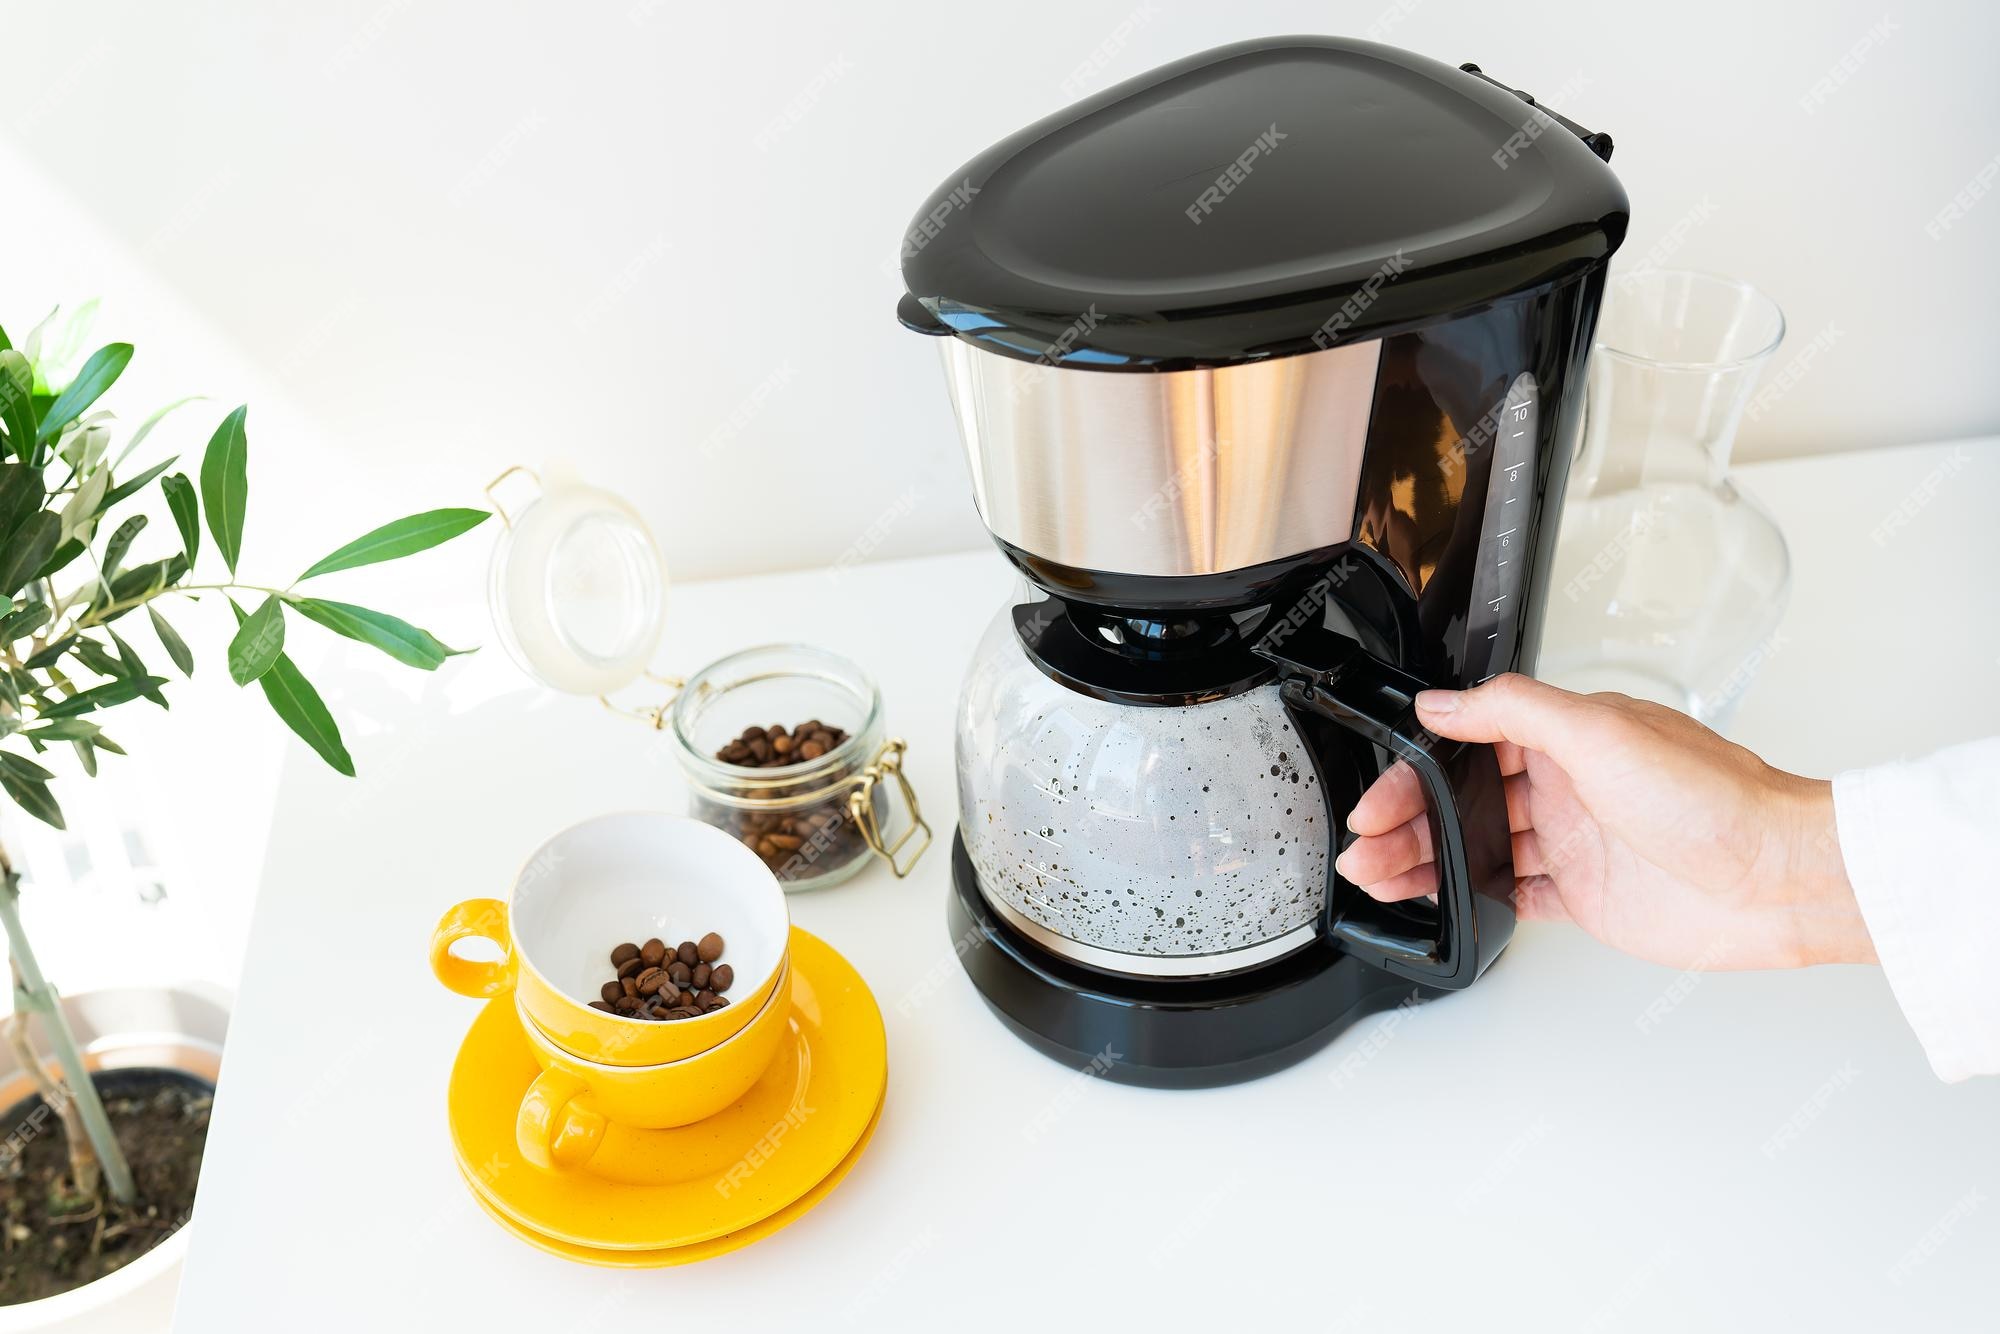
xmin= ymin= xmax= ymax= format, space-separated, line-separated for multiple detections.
xmin=949 ymin=832 xmax=1437 ymax=1089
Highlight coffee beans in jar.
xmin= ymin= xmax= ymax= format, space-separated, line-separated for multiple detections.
xmin=706 ymin=722 xmax=875 ymax=884
xmin=589 ymin=935 xmax=735 ymax=1021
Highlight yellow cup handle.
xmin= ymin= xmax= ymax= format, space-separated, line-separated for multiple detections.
xmin=516 ymin=1068 xmax=606 ymax=1172
xmin=428 ymin=898 xmax=517 ymax=999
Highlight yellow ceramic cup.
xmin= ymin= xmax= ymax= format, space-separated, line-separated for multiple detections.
xmin=429 ymin=813 xmax=789 ymax=1066
xmin=515 ymin=956 xmax=794 ymax=1171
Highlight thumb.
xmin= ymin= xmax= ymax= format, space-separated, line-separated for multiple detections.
xmin=1412 ymin=673 xmax=1607 ymax=761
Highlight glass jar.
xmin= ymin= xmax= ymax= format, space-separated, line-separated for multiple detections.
xmin=483 ymin=468 xmax=930 ymax=892
xmin=670 ymin=645 xmax=927 ymax=893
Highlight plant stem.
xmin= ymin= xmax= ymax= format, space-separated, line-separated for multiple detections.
xmin=5 ymin=960 xmax=98 ymax=1200
xmin=0 ymin=848 xmax=136 ymax=1205
xmin=73 ymin=581 xmax=286 ymax=634
xmin=2 ymin=579 xmax=288 ymax=676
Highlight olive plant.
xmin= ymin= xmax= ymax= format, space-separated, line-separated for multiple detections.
xmin=0 ymin=308 xmax=487 ymax=1206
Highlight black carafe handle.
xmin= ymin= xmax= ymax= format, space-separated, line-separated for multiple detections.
xmin=1256 ymin=626 xmax=1515 ymax=989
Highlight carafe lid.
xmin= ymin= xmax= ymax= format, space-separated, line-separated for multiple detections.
xmin=485 ymin=465 xmax=668 ymax=697
xmin=898 ymin=36 xmax=1628 ymax=371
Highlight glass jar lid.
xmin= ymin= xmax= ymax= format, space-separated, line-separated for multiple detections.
xmin=484 ymin=465 xmax=668 ymax=697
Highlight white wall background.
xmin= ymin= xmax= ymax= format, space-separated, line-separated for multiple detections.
xmin=2 ymin=0 xmax=1996 ymax=585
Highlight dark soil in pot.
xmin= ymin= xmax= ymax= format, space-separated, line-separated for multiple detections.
xmin=0 ymin=1068 xmax=212 ymax=1306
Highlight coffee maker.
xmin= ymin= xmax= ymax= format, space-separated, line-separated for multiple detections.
xmin=898 ymin=37 xmax=1628 ymax=1086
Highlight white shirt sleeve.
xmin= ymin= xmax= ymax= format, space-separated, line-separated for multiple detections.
xmin=1833 ymin=737 xmax=2000 ymax=1082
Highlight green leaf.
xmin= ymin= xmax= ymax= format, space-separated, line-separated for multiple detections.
xmin=97 ymin=552 xmax=189 ymax=621
xmin=34 ymin=539 xmax=85 ymax=583
xmin=25 ymin=718 xmax=98 ymax=741
xmin=1 ymin=773 xmax=64 ymax=829
xmin=289 ymin=598 xmax=470 ymax=671
xmin=37 ymin=343 xmax=133 ymax=444
xmin=298 ymin=507 xmax=489 ymax=580
xmin=227 ymin=593 xmax=285 ymax=685
xmin=261 ymin=655 xmax=354 ymax=775
xmin=161 ymin=473 xmax=199 ymax=565
xmin=23 ymin=635 xmax=76 ymax=669
xmin=230 ymin=599 xmax=351 ymax=775
xmin=0 ymin=602 xmax=49 ymax=642
xmin=71 ymin=738 xmax=96 ymax=777
xmin=0 ymin=464 xmax=45 ymax=544
xmin=105 ymin=628 xmax=164 ymax=706
xmin=0 ymin=751 xmax=56 ymax=782
xmin=112 ymin=395 xmax=204 ymax=470
xmin=148 ymin=605 xmax=193 ymax=676
xmin=0 ymin=512 xmax=62 ymax=596
xmin=59 ymin=467 xmax=108 ymax=544
xmin=198 ymin=405 xmax=248 ymax=575
xmin=98 ymin=456 xmax=176 ymax=513
xmin=72 ymin=637 xmax=125 ymax=678
xmin=102 ymin=514 xmax=146 ymax=578
xmin=38 ymin=674 xmax=169 ymax=719
xmin=91 ymin=731 xmax=125 ymax=756
xmin=106 ymin=552 xmax=187 ymax=603
xmin=0 ymin=353 xmax=35 ymax=465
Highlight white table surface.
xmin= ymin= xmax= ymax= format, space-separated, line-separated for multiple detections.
xmin=175 ymin=439 xmax=2000 ymax=1332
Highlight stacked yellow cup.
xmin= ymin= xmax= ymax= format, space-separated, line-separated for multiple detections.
xmin=429 ymin=814 xmax=794 ymax=1172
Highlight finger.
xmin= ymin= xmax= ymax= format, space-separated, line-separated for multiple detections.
xmin=1412 ymin=673 xmax=1617 ymax=763
xmin=1353 ymin=861 xmax=1440 ymax=904
xmin=1511 ymin=829 xmax=1544 ymax=878
xmin=1512 ymin=874 xmax=1570 ymax=923
xmin=1504 ymin=771 xmax=1534 ymax=833
xmin=1334 ymin=818 xmax=1434 ymax=885
xmin=1494 ymin=739 xmax=1528 ymax=776
xmin=1346 ymin=759 xmax=1424 ymax=836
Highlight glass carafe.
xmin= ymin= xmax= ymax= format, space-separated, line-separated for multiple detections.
xmin=1542 ymin=271 xmax=1790 ymax=730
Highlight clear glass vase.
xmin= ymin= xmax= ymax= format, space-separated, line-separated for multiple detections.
xmin=1542 ymin=271 xmax=1791 ymax=731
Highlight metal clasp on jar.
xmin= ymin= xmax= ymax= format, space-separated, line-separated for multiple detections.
xmin=847 ymin=739 xmax=931 ymax=877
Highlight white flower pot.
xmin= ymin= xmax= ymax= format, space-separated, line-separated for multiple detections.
xmin=0 ymin=984 xmax=229 ymax=1334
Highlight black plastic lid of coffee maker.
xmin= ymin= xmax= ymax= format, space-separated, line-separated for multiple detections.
xmin=897 ymin=36 xmax=1629 ymax=371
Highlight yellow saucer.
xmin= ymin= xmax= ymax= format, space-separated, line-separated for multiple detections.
xmin=457 ymin=1100 xmax=883 ymax=1267
xmin=448 ymin=926 xmax=887 ymax=1252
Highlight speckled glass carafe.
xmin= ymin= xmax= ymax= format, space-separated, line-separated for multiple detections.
xmin=956 ymin=606 xmax=1331 ymax=978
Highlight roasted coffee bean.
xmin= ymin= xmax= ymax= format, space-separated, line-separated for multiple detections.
xmin=598 ymin=927 xmax=736 ymax=1018
xmin=715 ymin=721 xmax=850 ymax=771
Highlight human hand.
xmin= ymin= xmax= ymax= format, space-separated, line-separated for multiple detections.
xmin=1334 ymin=674 xmax=1875 ymax=970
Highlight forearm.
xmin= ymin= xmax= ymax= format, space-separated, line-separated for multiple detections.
xmin=1775 ymin=774 xmax=1877 ymax=967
